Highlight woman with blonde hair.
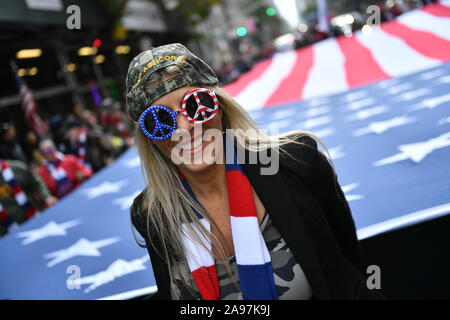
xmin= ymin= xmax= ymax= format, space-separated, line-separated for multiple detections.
xmin=127 ymin=43 xmax=383 ymax=300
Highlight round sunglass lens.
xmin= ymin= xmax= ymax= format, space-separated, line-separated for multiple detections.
xmin=185 ymin=92 xmax=215 ymax=121
xmin=144 ymin=108 xmax=175 ymax=138
xmin=185 ymin=95 xmax=198 ymax=119
xmin=198 ymin=92 xmax=215 ymax=109
xmin=143 ymin=113 xmax=157 ymax=136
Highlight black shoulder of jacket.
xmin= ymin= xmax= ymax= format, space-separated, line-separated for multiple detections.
xmin=129 ymin=189 xmax=172 ymax=299
xmin=130 ymin=189 xmax=148 ymax=242
xmin=279 ymin=134 xmax=342 ymax=197
xmin=278 ymin=133 xmax=362 ymax=265
xmin=278 ymin=134 xmax=321 ymax=171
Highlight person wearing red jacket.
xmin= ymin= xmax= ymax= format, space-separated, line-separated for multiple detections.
xmin=37 ymin=139 xmax=92 ymax=199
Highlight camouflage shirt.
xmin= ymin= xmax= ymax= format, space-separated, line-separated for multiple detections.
xmin=170 ymin=211 xmax=314 ymax=300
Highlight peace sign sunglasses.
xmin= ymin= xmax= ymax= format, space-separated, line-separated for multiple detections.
xmin=139 ymin=88 xmax=219 ymax=141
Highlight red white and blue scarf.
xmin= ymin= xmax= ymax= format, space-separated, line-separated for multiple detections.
xmin=179 ymin=134 xmax=278 ymax=300
xmin=74 ymin=127 xmax=92 ymax=170
xmin=45 ymin=152 xmax=73 ymax=198
xmin=0 ymin=160 xmax=37 ymax=231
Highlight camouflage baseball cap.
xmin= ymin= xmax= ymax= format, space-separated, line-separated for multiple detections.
xmin=126 ymin=43 xmax=218 ymax=121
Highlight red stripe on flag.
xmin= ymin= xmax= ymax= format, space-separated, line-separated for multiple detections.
xmin=222 ymin=58 xmax=273 ymax=97
xmin=381 ymin=21 xmax=450 ymax=61
xmin=191 ymin=265 xmax=219 ymax=300
xmin=336 ymin=35 xmax=390 ymax=88
xmin=264 ymin=45 xmax=314 ymax=108
xmin=226 ymin=170 xmax=257 ymax=218
xmin=421 ymin=3 xmax=450 ymax=17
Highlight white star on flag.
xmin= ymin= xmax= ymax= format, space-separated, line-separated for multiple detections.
xmin=272 ymin=109 xmax=297 ymax=120
xmin=124 ymin=156 xmax=141 ymax=168
xmin=301 ymin=115 xmax=331 ymax=129
xmin=308 ymin=97 xmax=328 ymax=107
xmin=437 ymin=75 xmax=450 ymax=84
xmin=341 ymin=183 xmax=364 ymax=202
xmin=438 ymin=117 xmax=450 ymax=126
xmin=82 ymin=180 xmax=129 ymax=199
xmin=327 ymin=146 xmax=345 ymax=160
xmin=16 ymin=220 xmax=82 ymax=245
xmin=345 ymin=97 xmax=376 ymax=111
xmin=353 ymin=115 xmax=417 ymax=136
xmin=304 ymin=106 xmax=329 ymax=118
xmin=67 ymin=256 xmax=149 ymax=293
xmin=343 ymin=90 xmax=368 ymax=102
xmin=373 ymin=132 xmax=450 ymax=166
xmin=347 ymin=105 xmax=388 ymax=121
xmin=312 ymin=127 xmax=335 ymax=139
xmin=113 ymin=190 xmax=142 ymax=211
xmin=44 ymin=237 xmax=120 ymax=268
xmin=377 ymin=78 xmax=399 ymax=89
xmin=409 ymin=93 xmax=450 ymax=111
xmin=396 ymin=88 xmax=431 ymax=102
xmin=387 ymin=82 xmax=413 ymax=95
xmin=419 ymin=69 xmax=445 ymax=81
xmin=266 ymin=119 xmax=294 ymax=130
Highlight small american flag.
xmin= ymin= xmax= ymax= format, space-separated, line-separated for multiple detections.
xmin=10 ymin=60 xmax=47 ymax=136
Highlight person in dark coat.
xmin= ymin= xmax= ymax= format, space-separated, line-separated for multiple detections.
xmin=61 ymin=118 xmax=115 ymax=172
xmin=126 ymin=43 xmax=385 ymax=300
xmin=0 ymin=123 xmax=28 ymax=163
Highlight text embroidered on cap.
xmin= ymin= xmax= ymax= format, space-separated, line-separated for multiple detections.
xmin=137 ymin=55 xmax=187 ymax=84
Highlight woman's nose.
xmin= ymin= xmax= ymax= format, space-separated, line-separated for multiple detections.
xmin=175 ymin=114 xmax=194 ymax=133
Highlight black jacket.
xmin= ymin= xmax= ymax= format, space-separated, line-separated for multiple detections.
xmin=130 ymin=135 xmax=384 ymax=299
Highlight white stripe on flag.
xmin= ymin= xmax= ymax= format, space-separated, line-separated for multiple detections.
xmin=302 ymin=38 xmax=348 ymax=99
xmin=182 ymin=219 xmax=214 ymax=271
xmin=230 ymin=216 xmax=270 ymax=265
xmin=234 ymin=50 xmax=297 ymax=111
xmin=397 ymin=9 xmax=450 ymax=41
xmin=355 ymin=28 xmax=440 ymax=77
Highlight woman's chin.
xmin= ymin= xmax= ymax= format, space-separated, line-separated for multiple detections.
xmin=178 ymin=161 xmax=213 ymax=174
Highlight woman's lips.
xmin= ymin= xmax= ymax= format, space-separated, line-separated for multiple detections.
xmin=181 ymin=140 xmax=208 ymax=156
xmin=174 ymin=134 xmax=202 ymax=149
xmin=173 ymin=134 xmax=209 ymax=155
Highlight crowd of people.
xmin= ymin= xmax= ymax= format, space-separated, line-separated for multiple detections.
xmin=0 ymin=99 xmax=133 ymax=237
xmin=215 ymin=47 xmax=276 ymax=86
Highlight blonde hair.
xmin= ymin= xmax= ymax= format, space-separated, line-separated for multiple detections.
xmin=130 ymin=65 xmax=337 ymax=296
